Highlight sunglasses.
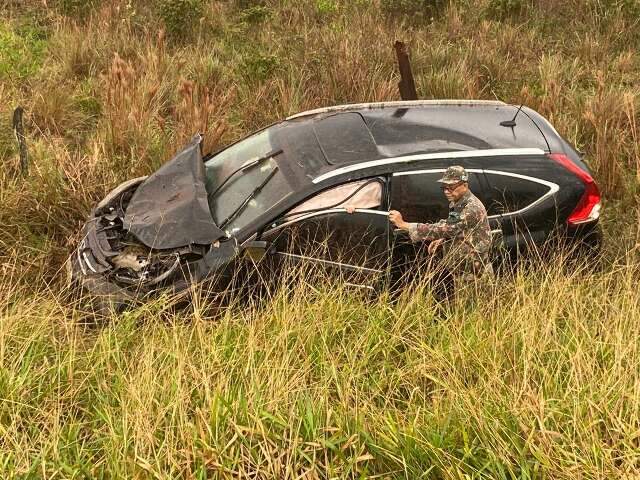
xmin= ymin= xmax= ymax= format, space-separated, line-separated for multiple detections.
xmin=442 ymin=183 xmax=462 ymax=192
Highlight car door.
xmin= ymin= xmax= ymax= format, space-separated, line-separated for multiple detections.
xmin=388 ymin=168 xmax=487 ymax=282
xmin=259 ymin=178 xmax=391 ymax=289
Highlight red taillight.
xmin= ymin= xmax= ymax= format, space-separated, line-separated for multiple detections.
xmin=548 ymin=153 xmax=601 ymax=226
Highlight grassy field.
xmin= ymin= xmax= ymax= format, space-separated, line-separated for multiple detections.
xmin=1 ymin=0 xmax=640 ymax=477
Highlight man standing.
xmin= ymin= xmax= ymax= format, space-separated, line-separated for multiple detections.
xmin=388 ymin=165 xmax=494 ymax=298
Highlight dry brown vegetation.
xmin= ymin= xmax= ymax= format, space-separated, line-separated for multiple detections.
xmin=1 ymin=0 xmax=640 ymax=477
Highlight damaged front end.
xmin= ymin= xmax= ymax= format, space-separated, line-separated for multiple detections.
xmin=69 ymin=135 xmax=237 ymax=307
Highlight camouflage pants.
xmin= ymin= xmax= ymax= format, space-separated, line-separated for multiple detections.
xmin=452 ymin=262 xmax=495 ymax=303
xmin=430 ymin=261 xmax=494 ymax=304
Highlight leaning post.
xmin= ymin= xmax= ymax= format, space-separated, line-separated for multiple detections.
xmin=12 ymin=106 xmax=28 ymax=176
xmin=394 ymin=41 xmax=418 ymax=101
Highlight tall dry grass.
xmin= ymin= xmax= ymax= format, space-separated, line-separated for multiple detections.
xmin=1 ymin=254 xmax=640 ymax=478
xmin=1 ymin=0 xmax=640 ymax=477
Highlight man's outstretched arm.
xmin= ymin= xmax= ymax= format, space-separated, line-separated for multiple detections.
xmin=389 ymin=209 xmax=475 ymax=243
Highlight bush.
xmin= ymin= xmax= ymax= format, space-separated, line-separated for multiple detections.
xmin=241 ymin=52 xmax=280 ymax=81
xmin=234 ymin=0 xmax=265 ymax=9
xmin=157 ymin=0 xmax=204 ymax=38
xmin=316 ymin=0 xmax=339 ymax=16
xmin=485 ymin=0 xmax=530 ymax=19
xmin=0 ymin=22 xmax=47 ymax=82
xmin=57 ymin=0 xmax=100 ymax=17
xmin=589 ymin=0 xmax=640 ymax=17
xmin=238 ymin=5 xmax=272 ymax=23
xmin=381 ymin=0 xmax=447 ymax=21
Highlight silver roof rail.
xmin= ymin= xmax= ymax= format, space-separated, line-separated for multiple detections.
xmin=286 ymin=99 xmax=508 ymax=121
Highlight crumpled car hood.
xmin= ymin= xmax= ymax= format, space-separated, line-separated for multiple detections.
xmin=124 ymin=134 xmax=226 ymax=249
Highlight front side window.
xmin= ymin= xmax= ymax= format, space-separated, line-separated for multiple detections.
xmin=204 ymin=128 xmax=292 ymax=236
xmin=390 ymin=170 xmax=485 ymax=224
xmin=286 ymin=179 xmax=382 ymax=220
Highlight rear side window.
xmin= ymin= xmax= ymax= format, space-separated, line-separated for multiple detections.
xmin=390 ymin=170 xmax=484 ymax=223
xmin=483 ymin=171 xmax=549 ymax=215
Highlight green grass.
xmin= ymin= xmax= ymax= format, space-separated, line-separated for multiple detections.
xmin=0 ymin=0 xmax=639 ymax=477
xmin=0 ymin=20 xmax=47 ymax=82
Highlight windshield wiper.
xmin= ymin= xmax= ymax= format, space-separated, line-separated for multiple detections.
xmin=207 ymin=149 xmax=283 ymax=201
xmin=219 ymin=166 xmax=280 ymax=230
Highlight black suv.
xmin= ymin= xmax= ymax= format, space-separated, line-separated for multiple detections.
xmin=69 ymin=100 xmax=602 ymax=301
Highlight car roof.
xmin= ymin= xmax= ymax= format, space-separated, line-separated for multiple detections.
xmin=275 ymin=100 xmax=553 ymax=182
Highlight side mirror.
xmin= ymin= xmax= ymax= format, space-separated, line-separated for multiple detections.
xmin=242 ymin=240 xmax=270 ymax=261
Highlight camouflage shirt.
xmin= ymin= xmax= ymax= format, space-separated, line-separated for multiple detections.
xmin=407 ymin=190 xmax=493 ymax=277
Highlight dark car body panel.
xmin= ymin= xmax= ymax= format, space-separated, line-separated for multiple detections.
xmin=363 ymin=104 xmax=550 ymax=156
xmin=521 ymin=106 xmax=592 ymax=173
xmin=261 ymin=209 xmax=391 ymax=282
xmin=124 ymin=135 xmax=225 ymax=249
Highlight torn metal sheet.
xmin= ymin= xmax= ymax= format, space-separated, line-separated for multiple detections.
xmin=124 ymin=134 xmax=225 ymax=249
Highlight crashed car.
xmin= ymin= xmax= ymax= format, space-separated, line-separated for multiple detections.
xmin=69 ymin=100 xmax=602 ymax=305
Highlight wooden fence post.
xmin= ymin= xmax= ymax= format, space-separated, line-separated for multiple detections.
xmin=12 ymin=106 xmax=28 ymax=176
xmin=394 ymin=41 xmax=418 ymax=101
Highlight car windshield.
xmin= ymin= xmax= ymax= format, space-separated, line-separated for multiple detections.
xmin=204 ymin=128 xmax=291 ymax=237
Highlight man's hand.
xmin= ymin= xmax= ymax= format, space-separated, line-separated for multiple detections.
xmin=428 ymin=238 xmax=444 ymax=255
xmin=344 ymin=205 xmax=356 ymax=214
xmin=389 ymin=210 xmax=410 ymax=230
